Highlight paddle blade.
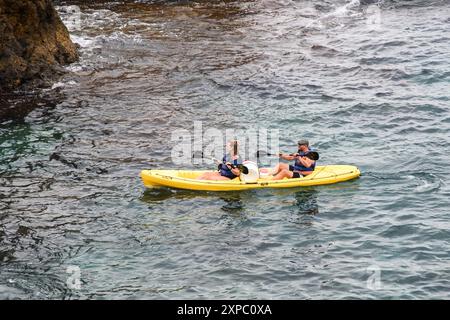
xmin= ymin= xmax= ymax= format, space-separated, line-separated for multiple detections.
xmin=306 ymin=151 xmax=319 ymax=161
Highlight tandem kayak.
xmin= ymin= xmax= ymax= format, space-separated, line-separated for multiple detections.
xmin=140 ymin=165 xmax=360 ymax=191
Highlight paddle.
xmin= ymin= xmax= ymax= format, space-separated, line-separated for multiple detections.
xmin=256 ymin=150 xmax=320 ymax=161
xmin=192 ymin=152 xmax=249 ymax=174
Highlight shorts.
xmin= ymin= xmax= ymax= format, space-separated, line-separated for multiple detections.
xmin=220 ymin=169 xmax=238 ymax=179
xmin=289 ymin=165 xmax=302 ymax=179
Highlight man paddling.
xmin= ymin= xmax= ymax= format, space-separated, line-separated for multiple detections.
xmin=270 ymin=139 xmax=317 ymax=180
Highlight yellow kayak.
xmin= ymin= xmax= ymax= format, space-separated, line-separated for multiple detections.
xmin=140 ymin=165 xmax=360 ymax=191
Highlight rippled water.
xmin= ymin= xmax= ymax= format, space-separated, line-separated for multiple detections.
xmin=1 ymin=0 xmax=450 ymax=299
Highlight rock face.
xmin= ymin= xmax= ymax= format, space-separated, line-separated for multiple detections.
xmin=0 ymin=0 xmax=79 ymax=91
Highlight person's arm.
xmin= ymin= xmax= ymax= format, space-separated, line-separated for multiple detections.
xmin=297 ymin=156 xmax=315 ymax=168
xmin=280 ymin=153 xmax=295 ymax=161
xmin=231 ymin=167 xmax=241 ymax=176
xmin=226 ymin=162 xmax=241 ymax=176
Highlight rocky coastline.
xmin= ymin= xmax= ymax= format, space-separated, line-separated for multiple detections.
xmin=0 ymin=0 xmax=78 ymax=120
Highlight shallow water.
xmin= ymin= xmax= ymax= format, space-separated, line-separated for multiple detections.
xmin=1 ymin=0 xmax=450 ymax=299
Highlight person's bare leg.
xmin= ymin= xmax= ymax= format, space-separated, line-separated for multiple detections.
xmin=270 ymin=169 xmax=294 ymax=180
xmin=271 ymin=163 xmax=289 ymax=175
xmin=197 ymin=172 xmax=207 ymax=180
xmin=198 ymin=172 xmax=231 ymax=180
xmin=271 ymin=164 xmax=280 ymax=175
xmin=197 ymin=172 xmax=216 ymax=180
xmin=209 ymin=175 xmax=232 ymax=181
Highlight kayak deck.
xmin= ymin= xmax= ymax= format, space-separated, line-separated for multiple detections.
xmin=140 ymin=165 xmax=360 ymax=191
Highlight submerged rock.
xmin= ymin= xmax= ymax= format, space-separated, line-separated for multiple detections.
xmin=0 ymin=0 xmax=79 ymax=119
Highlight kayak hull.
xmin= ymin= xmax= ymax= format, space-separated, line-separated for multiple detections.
xmin=140 ymin=165 xmax=360 ymax=191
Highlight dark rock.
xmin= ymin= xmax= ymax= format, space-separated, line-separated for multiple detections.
xmin=0 ymin=0 xmax=79 ymax=91
xmin=0 ymin=0 xmax=78 ymax=121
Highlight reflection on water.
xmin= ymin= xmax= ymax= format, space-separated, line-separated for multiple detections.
xmin=219 ymin=192 xmax=244 ymax=213
xmin=140 ymin=187 xmax=179 ymax=202
xmin=140 ymin=187 xmax=243 ymax=202
xmin=294 ymin=188 xmax=319 ymax=216
xmin=140 ymin=185 xmax=318 ymax=219
xmin=292 ymin=189 xmax=319 ymax=226
xmin=140 ymin=187 xmax=245 ymax=213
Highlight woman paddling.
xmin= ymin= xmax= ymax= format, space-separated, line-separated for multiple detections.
xmin=197 ymin=140 xmax=243 ymax=180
